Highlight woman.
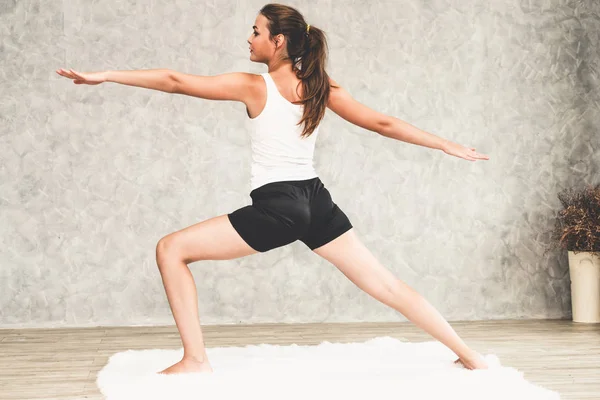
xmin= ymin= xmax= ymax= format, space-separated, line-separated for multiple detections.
xmin=57 ymin=3 xmax=490 ymax=375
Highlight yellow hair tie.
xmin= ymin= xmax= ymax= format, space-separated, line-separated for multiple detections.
xmin=306 ymin=24 xmax=310 ymax=34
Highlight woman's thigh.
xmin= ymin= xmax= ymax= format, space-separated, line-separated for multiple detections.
xmin=312 ymin=228 xmax=401 ymax=298
xmin=156 ymin=214 xmax=259 ymax=263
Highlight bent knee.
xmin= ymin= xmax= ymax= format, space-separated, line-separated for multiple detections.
xmin=156 ymin=235 xmax=182 ymax=262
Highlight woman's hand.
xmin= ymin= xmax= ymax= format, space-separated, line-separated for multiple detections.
xmin=55 ymin=68 xmax=107 ymax=85
xmin=442 ymin=142 xmax=489 ymax=161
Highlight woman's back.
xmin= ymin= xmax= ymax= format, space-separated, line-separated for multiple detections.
xmin=246 ymin=72 xmax=321 ymax=192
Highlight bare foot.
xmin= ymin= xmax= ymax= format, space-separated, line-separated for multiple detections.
xmin=453 ymin=350 xmax=488 ymax=370
xmin=157 ymin=357 xmax=214 ymax=375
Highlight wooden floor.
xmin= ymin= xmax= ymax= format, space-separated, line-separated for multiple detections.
xmin=1 ymin=319 xmax=599 ymax=399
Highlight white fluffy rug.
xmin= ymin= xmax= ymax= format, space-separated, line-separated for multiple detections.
xmin=96 ymin=336 xmax=560 ymax=400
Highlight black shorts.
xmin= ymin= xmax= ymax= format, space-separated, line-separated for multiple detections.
xmin=227 ymin=177 xmax=353 ymax=252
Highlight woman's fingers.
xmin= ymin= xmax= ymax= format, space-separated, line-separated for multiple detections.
xmin=56 ymin=68 xmax=74 ymax=79
xmin=56 ymin=68 xmax=80 ymax=80
xmin=68 ymin=69 xmax=81 ymax=79
xmin=57 ymin=68 xmax=104 ymax=85
xmin=467 ymin=147 xmax=489 ymax=160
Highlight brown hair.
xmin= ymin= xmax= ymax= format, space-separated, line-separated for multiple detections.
xmin=259 ymin=3 xmax=339 ymax=139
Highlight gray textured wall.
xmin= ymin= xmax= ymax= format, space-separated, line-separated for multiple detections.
xmin=1 ymin=0 xmax=599 ymax=328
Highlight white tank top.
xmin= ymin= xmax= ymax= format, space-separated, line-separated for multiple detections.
xmin=247 ymin=72 xmax=320 ymax=191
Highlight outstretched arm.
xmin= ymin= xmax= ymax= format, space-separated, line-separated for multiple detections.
xmin=327 ymin=77 xmax=489 ymax=161
xmin=56 ymin=68 xmax=254 ymax=104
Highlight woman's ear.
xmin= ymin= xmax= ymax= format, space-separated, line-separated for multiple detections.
xmin=274 ymin=34 xmax=285 ymax=49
